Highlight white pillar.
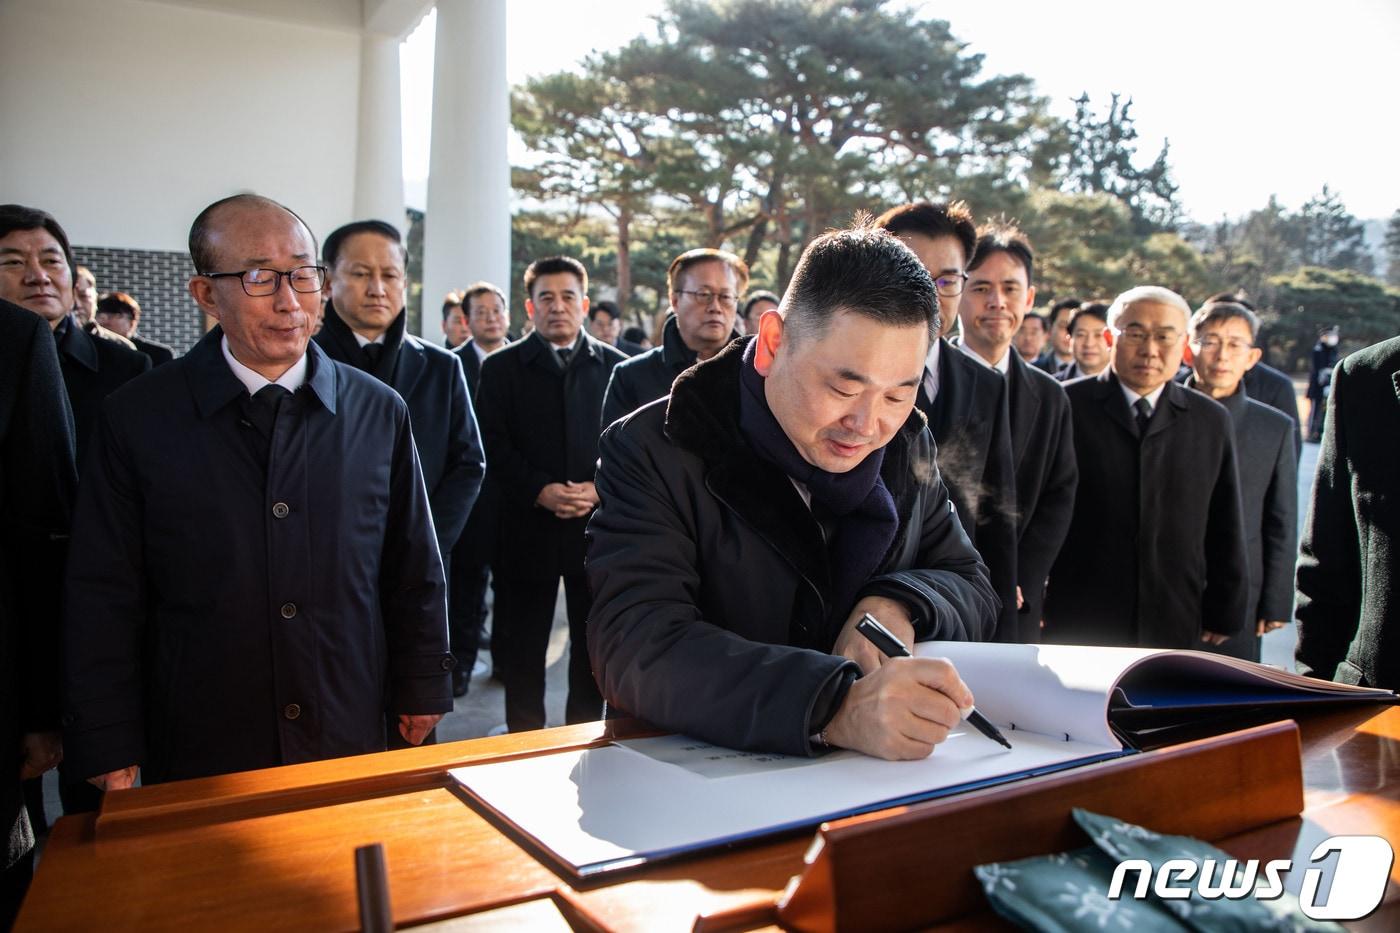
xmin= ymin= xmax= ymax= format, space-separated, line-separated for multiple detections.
xmin=421 ymin=0 xmax=510 ymax=343
xmin=353 ymin=33 xmax=406 ymax=230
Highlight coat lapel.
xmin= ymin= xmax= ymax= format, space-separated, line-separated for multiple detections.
xmin=1094 ymin=369 xmax=1139 ymax=441
xmin=1143 ymin=380 xmax=1189 ymax=442
xmin=1006 ymin=352 xmax=1041 ymax=469
xmin=393 ymin=336 xmax=427 ymax=399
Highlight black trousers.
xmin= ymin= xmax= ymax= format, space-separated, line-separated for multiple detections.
xmin=448 ymin=557 xmax=492 ymax=689
xmin=492 ymin=573 xmax=602 ymax=732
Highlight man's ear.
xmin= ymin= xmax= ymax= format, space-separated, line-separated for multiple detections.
xmin=753 ymin=308 xmax=784 ymax=376
xmin=1244 ymin=346 xmax=1263 ymax=371
xmin=1182 ymin=342 xmax=1194 ymax=367
xmin=189 ymin=276 xmax=220 ymax=318
xmin=524 ymin=298 xmax=536 ymax=321
xmin=1102 ymin=325 xmax=1114 ymax=349
xmin=580 ymin=296 xmax=590 ymax=317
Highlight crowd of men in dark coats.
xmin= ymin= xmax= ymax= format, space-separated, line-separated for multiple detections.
xmin=2 ymin=192 xmax=1396 ymax=928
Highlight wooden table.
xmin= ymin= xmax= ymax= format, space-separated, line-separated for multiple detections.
xmin=17 ymin=706 xmax=1400 ymax=931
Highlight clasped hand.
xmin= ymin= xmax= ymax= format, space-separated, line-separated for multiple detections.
xmin=536 ymin=481 xmax=598 ymax=519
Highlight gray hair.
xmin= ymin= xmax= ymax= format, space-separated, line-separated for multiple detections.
xmin=1106 ymin=285 xmax=1191 ymax=329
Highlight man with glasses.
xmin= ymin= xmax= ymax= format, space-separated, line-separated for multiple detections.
xmin=601 ymin=248 xmax=747 ymax=428
xmin=1044 ymin=286 xmax=1248 ymax=649
xmin=875 ymin=201 xmax=1018 ymax=641
xmin=954 ymin=227 xmax=1077 ymax=643
xmin=63 ymin=194 xmax=454 ymax=789
xmin=1183 ymin=300 xmax=1296 ymax=662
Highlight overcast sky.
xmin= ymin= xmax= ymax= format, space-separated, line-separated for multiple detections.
xmin=401 ymin=0 xmax=1400 ymax=223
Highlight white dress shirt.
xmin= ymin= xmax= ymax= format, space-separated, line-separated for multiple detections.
xmin=221 ymin=336 xmax=308 ymax=395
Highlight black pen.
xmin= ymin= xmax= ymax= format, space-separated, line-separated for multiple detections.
xmin=855 ymin=613 xmax=1013 ymax=749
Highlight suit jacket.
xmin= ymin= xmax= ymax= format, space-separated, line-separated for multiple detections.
xmin=601 ymin=315 xmax=701 ymax=429
xmin=476 ymin=331 xmax=626 ymax=581
xmin=1183 ymin=378 xmax=1297 ymax=662
xmin=131 ymin=333 xmax=176 ymax=368
xmin=453 ymin=338 xmax=488 ymax=400
xmin=1004 ymin=351 xmax=1077 ymax=640
xmin=1177 ymin=363 xmax=1301 ymax=459
xmin=56 ymin=314 xmax=151 ymax=467
xmin=586 ymin=339 xmax=998 ymax=755
xmin=1045 ymin=370 xmax=1249 ymax=648
xmin=919 ymin=339 xmax=1018 ymax=640
xmin=63 ymin=330 xmax=453 ymax=784
xmin=315 ymin=305 xmax=485 ymax=558
xmin=0 ymin=300 xmax=77 ymax=870
xmin=1295 ymin=336 xmax=1400 ymax=688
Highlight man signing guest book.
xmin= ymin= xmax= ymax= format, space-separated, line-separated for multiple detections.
xmin=585 ymin=222 xmax=999 ymax=761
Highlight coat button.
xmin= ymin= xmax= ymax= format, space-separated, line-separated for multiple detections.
xmin=284 ymin=703 xmax=301 ymax=720
xmin=272 ymin=502 xmax=290 ymax=519
xmin=440 ymin=656 xmax=455 ymax=671
xmin=280 ymin=602 xmax=297 ymax=619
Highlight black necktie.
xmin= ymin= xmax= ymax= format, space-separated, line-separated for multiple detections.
xmin=359 ymin=343 xmax=383 ymax=373
xmin=556 ymin=347 xmax=573 ymax=368
xmin=1134 ymin=397 xmax=1153 ymax=439
xmin=248 ymin=384 xmax=291 ymax=437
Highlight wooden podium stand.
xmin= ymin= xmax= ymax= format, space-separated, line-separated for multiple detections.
xmin=17 ymin=706 xmax=1400 ymax=931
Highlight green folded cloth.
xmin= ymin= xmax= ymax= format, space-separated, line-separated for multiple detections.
xmin=973 ymin=809 xmax=1343 ymax=932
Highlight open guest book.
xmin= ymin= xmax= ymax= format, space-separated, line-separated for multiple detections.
xmin=450 ymin=642 xmax=1393 ymax=878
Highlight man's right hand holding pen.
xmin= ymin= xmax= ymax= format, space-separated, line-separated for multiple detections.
xmin=822 ymin=597 xmax=976 ymax=760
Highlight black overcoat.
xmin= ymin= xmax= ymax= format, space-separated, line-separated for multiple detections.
xmin=585 ymin=339 xmax=999 ymax=756
xmin=1242 ymin=362 xmax=1301 ymax=458
xmin=1183 ymin=378 xmax=1297 ymax=661
xmin=62 ymin=330 xmax=453 ymax=784
xmin=131 ymin=334 xmax=176 ymax=368
xmin=1295 ymin=336 xmax=1400 ymax=688
xmin=0 ymin=300 xmax=77 ymax=871
xmin=601 ymin=316 xmax=700 ymax=430
xmin=1004 ymin=351 xmax=1077 ymax=640
xmin=919 ymin=339 xmax=1019 ymax=640
xmin=475 ymin=331 xmax=626 ymax=581
xmin=55 ymin=313 xmax=150 ymax=467
xmin=315 ymin=306 xmax=485 ymax=557
xmin=1044 ymin=370 xmax=1250 ymax=647
xmin=454 ymin=338 xmax=486 ymax=399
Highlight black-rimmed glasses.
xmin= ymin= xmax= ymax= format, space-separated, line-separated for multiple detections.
xmin=933 ymin=273 xmax=969 ymax=298
xmin=199 ymin=265 xmax=326 ymax=297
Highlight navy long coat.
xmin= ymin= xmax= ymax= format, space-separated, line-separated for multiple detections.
xmin=1045 ymin=370 xmax=1250 ymax=648
xmin=315 ymin=305 xmax=485 ymax=558
xmin=62 ymin=330 xmax=453 ymax=784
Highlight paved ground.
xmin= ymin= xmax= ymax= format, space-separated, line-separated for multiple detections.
xmin=36 ymin=411 xmax=1322 ymax=820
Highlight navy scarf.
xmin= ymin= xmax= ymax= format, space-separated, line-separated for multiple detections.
xmin=737 ymin=340 xmax=898 ymax=627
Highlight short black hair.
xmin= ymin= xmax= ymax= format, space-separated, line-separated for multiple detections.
xmin=188 ymin=193 xmax=317 ymax=274
xmin=1068 ymin=301 xmax=1109 ymax=334
xmin=742 ymin=290 xmax=780 ymax=320
xmin=0 ymin=204 xmax=75 ymax=274
xmin=621 ymin=325 xmax=648 ymax=344
xmin=96 ymin=291 xmax=141 ymax=321
xmin=1190 ymin=301 xmax=1260 ymax=342
xmin=783 ymin=222 xmax=938 ymax=345
xmin=1047 ymin=297 xmax=1082 ymax=328
xmin=523 ymin=256 xmax=588 ymax=300
xmin=968 ymin=223 xmax=1034 ymax=286
xmin=1205 ymin=291 xmax=1256 ymax=312
xmin=322 ymin=219 xmax=404 ymax=269
xmin=460 ymin=281 xmax=506 ymax=315
xmin=589 ymin=299 xmax=620 ymax=322
xmin=1020 ymin=312 xmax=1047 ymax=332
xmin=874 ymin=200 xmax=977 ymax=269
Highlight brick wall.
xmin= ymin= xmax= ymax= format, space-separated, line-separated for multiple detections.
xmin=72 ymin=245 xmax=206 ymax=354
